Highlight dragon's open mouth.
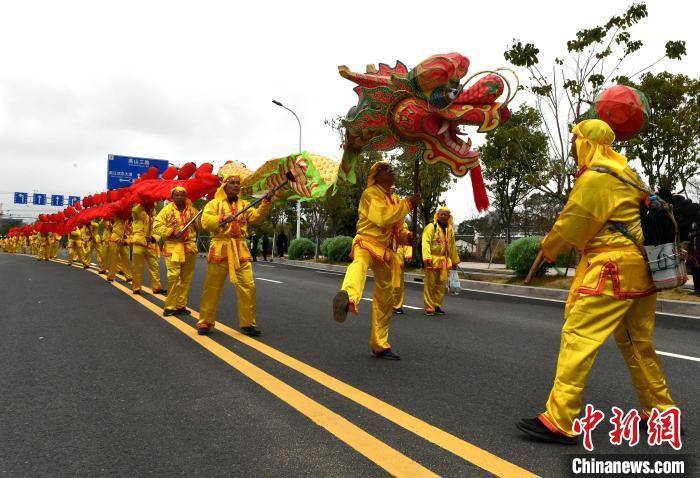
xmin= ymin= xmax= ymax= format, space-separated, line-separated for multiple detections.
xmin=438 ymin=121 xmax=479 ymax=157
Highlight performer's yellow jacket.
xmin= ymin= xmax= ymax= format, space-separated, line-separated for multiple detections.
xmin=422 ymin=209 xmax=460 ymax=280
xmin=153 ymin=201 xmax=199 ymax=262
xmin=541 ymin=137 xmax=654 ymax=313
xmin=130 ymin=204 xmax=159 ymax=254
xmin=352 ymin=183 xmax=412 ymax=284
xmin=201 ymin=192 xmax=271 ymax=281
xmin=108 ymin=219 xmax=130 ymax=244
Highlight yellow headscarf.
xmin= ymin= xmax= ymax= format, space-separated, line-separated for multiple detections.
xmin=170 ymin=186 xmax=187 ymax=196
xmin=367 ymin=161 xmax=390 ymax=187
xmin=572 ymin=119 xmax=627 ymax=173
xmin=433 ymin=206 xmax=454 ymax=228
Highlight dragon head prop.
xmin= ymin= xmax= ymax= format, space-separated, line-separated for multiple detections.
xmin=340 ymin=52 xmax=516 ymax=178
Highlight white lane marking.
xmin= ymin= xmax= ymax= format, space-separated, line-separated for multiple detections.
xmin=255 ymin=263 xmax=276 ymax=268
xmin=361 ymin=297 xmax=421 ymax=310
xmin=317 ymin=271 xmax=343 ymax=276
xmin=256 ymin=277 xmax=283 ymax=284
xmin=657 ymin=351 xmax=700 ymax=363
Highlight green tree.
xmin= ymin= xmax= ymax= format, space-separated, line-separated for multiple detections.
xmin=620 ymin=72 xmax=700 ymax=192
xmin=504 ymin=2 xmax=686 ymax=201
xmin=480 ymin=105 xmax=548 ymax=242
xmin=0 ymin=218 xmax=24 ymax=236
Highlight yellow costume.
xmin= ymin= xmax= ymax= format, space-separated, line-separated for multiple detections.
xmin=340 ymin=162 xmax=414 ymax=353
xmin=99 ymin=220 xmax=111 ymax=272
xmin=198 ymin=176 xmax=271 ymax=330
xmin=50 ymin=233 xmax=61 ymax=258
xmin=422 ymin=207 xmax=460 ymax=313
xmin=68 ymin=228 xmax=89 ymax=266
xmin=538 ymin=119 xmax=675 ymax=437
xmin=106 ymin=218 xmax=133 ymax=281
xmin=393 ymin=244 xmax=413 ymax=310
xmin=83 ymin=221 xmax=105 ymax=271
xmin=130 ymin=204 xmax=163 ymax=293
xmin=37 ymin=232 xmax=51 ymax=260
xmin=153 ymin=190 xmax=200 ymax=312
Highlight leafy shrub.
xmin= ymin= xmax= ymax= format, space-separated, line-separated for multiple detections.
xmin=326 ymin=236 xmax=353 ymax=262
xmin=288 ymin=237 xmax=315 ymax=260
xmin=320 ymin=237 xmax=334 ymax=257
xmin=505 ymin=236 xmax=548 ymax=277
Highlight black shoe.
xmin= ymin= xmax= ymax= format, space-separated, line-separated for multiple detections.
xmin=393 ymin=308 xmax=405 ymax=315
xmin=241 ymin=326 xmax=262 ymax=337
xmin=374 ymin=349 xmax=401 ymax=361
xmin=152 ymin=288 xmax=167 ymax=295
xmin=516 ymin=418 xmax=579 ymax=445
xmin=163 ymin=309 xmax=176 ymax=316
xmin=83 ymin=264 xmax=90 ymax=269
xmin=333 ymin=290 xmax=349 ymax=323
xmin=98 ymin=270 xmax=107 ymax=275
xmin=132 ymin=289 xmax=141 ymax=295
xmin=435 ymin=307 xmax=446 ymax=315
xmin=197 ymin=324 xmax=212 ymax=336
xmin=174 ymin=308 xmax=191 ymax=316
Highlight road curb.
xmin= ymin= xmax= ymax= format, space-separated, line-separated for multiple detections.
xmin=274 ymin=258 xmax=700 ymax=319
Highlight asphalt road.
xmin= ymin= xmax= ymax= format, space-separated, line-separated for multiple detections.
xmin=1 ymin=252 xmax=697 ymax=477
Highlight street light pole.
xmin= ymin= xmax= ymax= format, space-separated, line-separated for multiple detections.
xmin=272 ymin=99 xmax=302 ymax=239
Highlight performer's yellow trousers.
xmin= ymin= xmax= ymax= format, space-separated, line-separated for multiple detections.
xmin=132 ymin=245 xmax=162 ymax=292
xmin=341 ymin=247 xmax=394 ymax=353
xmin=164 ymin=255 xmax=197 ymax=311
xmin=198 ymin=261 xmax=257 ymax=328
xmin=99 ymin=243 xmax=109 ymax=271
xmin=423 ymin=268 xmax=447 ymax=311
xmin=393 ymin=271 xmax=405 ymax=309
xmin=542 ymin=293 xmax=675 ymax=436
xmin=39 ymin=242 xmax=50 ymax=261
xmin=107 ymin=242 xmax=132 ymax=280
xmin=50 ymin=242 xmax=59 ymax=258
xmin=85 ymin=242 xmax=106 ymax=271
xmin=68 ymin=242 xmax=89 ymax=266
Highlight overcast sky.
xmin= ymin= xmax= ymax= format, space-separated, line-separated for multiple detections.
xmin=0 ymin=0 xmax=698 ymax=222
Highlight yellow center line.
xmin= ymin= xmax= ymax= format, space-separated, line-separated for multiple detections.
xmin=59 ymin=257 xmax=537 ymax=477
xmin=54 ymin=259 xmax=437 ymax=477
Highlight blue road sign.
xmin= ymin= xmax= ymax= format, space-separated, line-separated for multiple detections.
xmin=68 ymin=196 xmax=81 ymax=206
xmin=33 ymin=193 xmax=47 ymax=205
xmin=14 ymin=192 xmax=28 ymax=204
xmin=107 ymin=154 xmax=169 ymax=190
xmin=51 ymin=195 xmax=64 ymax=207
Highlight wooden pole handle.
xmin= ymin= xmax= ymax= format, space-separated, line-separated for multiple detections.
xmin=524 ymin=250 xmax=544 ymax=285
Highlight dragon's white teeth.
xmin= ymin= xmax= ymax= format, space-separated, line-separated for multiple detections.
xmin=437 ymin=121 xmax=450 ymax=136
xmin=460 ymin=142 xmax=468 ymax=154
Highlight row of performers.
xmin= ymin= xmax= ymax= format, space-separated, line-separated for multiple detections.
xmin=0 ymin=119 xmax=681 ymax=446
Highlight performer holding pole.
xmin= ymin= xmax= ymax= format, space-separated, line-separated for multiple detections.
xmin=196 ymin=167 xmax=279 ymax=336
xmin=517 ymin=119 xmax=677 ymax=444
xmin=332 ymin=161 xmax=420 ymax=360
xmin=422 ymin=207 xmax=460 ymax=316
xmin=153 ymin=186 xmax=200 ymax=316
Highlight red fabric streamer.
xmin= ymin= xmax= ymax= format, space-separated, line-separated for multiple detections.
xmin=470 ymin=164 xmax=490 ymax=212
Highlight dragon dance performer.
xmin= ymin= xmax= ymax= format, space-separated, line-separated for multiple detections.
xmin=99 ymin=219 xmax=111 ymax=274
xmin=332 ymin=161 xmax=420 ymax=360
xmin=29 ymin=232 xmax=38 ymax=256
xmin=106 ymin=216 xmax=133 ymax=282
xmin=68 ymin=227 xmax=90 ymax=268
xmin=392 ymin=243 xmax=412 ymax=315
xmin=517 ymin=119 xmax=677 ymax=444
xmin=50 ymin=232 xmax=61 ymax=259
xmin=37 ymin=232 xmax=51 ymax=261
xmin=83 ymin=220 xmax=105 ymax=273
xmin=422 ymin=207 xmax=460 ymax=316
xmin=130 ymin=203 xmax=164 ymax=295
xmin=153 ymin=186 xmax=200 ymax=316
xmin=196 ymin=173 xmax=274 ymax=336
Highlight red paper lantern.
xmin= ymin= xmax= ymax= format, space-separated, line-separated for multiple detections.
xmin=588 ymin=85 xmax=649 ymax=141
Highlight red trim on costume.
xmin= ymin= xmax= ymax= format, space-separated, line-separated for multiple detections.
xmin=537 ymin=413 xmax=572 ymax=437
xmin=348 ymin=300 xmax=358 ymax=315
xmin=577 ymin=261 xmax=656 ymax=299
